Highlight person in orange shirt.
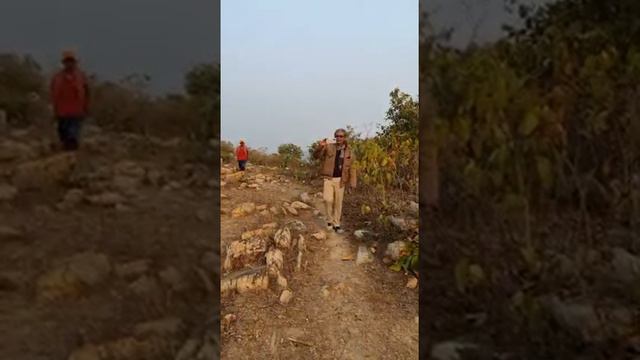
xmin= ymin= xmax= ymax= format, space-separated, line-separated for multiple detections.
xmin=235 ymin=139 xmax=249 ymax=171
xmin=50 ymin=50 xmax=90 ymax=151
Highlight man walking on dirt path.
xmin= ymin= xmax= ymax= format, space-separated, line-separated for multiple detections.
xmin=313 ymin=128 xmax=357 ymax=234
xmin=235 ymin=139 xmax=249 ymax=171
xmin=50 ymin=50 xmax=90 ymax=151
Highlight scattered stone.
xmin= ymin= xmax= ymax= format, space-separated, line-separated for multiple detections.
xmin=541 ymin=296 xmax=602 ymax=341
xmin=286 ymin=206 xmax=298 ymax=216
xmin=134 ymin=317 xmax=183 ymax=337
xmin=274 ymin=227 xmax=292 ymax=249
xmin=86 ymin=192 xmax=126 ymax=207
xmin=262 ymin=222 xmax=278 ymax=230
xmin=231 ymin=202 xmax=256 ymax=218
xmin=356 ymin=245 xmax=374 ymax=265
xmin=388 ymin=216 xmax=409 ymax=231
xmin=62 ymin=188 xmax=85 ymax=205
xmin=0 ymin=184 xmax=17 ymax=201
xmin=63 ymin=253 xmax=110 ymax=285
xmin=200 ymin=252 xmax=218 ymax=271
xmin=320 ymin=285 xmax=330 ymax=298
xmin=159 ymin=266 xmax=186 ymax=291
xmin=196 ymin=209 xmax=208 ymax=222
xmin=296 ymin=235 xmax=306 ymax=271
xmin=37 ymin=252 xmax=111 ymax=301
xmin=406 ymin=277 xmax=418 ymax=289
xmin=431 ymin=342 xmax=477 ymax=360
xmin=290 ymin=201 xmax=311 ymax=210
xmin=221 ymin=267 xmax=269 ymax=295
xmin=146 ymin=169 xmax=164 ymax=186
xmin=224 ymin=314 xmax=237 ymax=325
xmin=311 ymin=232 xmax=326 ymax=240
xmin=611 ymin=247 xmax=640 ymax=284
xmin=241 ymin=228 xmax=273 ymax=240
xmin=266 ymin=248 xmax=284 ymax=277
xmin=270 ymin=206 xmax=280 ymax=215
xmin=67 ymin=344 xmax=101 ymax=360
xmin=115 ymin=259 xmax=151 ymax=279
xmin=69 ymin=337 xmax=167 ymax=360
xmin=129 ymin=275 xmax=161 ymax=296
xmin=112 ymin=175 xmax=141 ymax=195
xmin=0 ymin=271 xmax=23 ymax=292
xmin=385 ymin=240 xmax=409 ymax=261
xmin=13 ymin=152 xmax=77 ymax=190
xmin=0 ymin=226 xmax=25 ymax=242
xmin=277 ymin=274 xmax=288 ymax=289
xmin=354 ymin=229 xmax=369 ymax=239
xmin=0 ymin=139 xmax=35 ymax=162
xmin=113 ymin=160 xmax=146 ymax=179
xmin=223 ymin=236 xmax=268 ymax=271
xmin=408 ymin=201 xmax=419 ymax=214
xmin=300 ymin=192 xmax=312 ymax=203
xmin=280 ymin=289 xmax=293 ymax=305
xmin=285 ymin=220 xmax=307 ymax=232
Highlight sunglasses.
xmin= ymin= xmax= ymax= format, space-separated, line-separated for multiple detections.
xmin=334 ymin=135 xmax=345 ymax=138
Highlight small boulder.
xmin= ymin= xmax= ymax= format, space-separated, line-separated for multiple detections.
xmin=385 ymin=241 xmax=409 ymax=261
xmin=231 ymin=202 xmax=256 ymax=218
xmin=115 ymin=259 xmax=151 ymax=279
xmin=0 ymin=184 xmax=17 ymax=201
xmin=134 ymin=317 xmax=183 ymax=337
xmin=300 ymin=192 xmax=312 ymax=203
xmin=356 ymin=245 xmax=374 ymax=265
xmin=280 ymin=289 xmax=293 ymax=305
xmin=388 ymin=216 xmax=409 ymax=231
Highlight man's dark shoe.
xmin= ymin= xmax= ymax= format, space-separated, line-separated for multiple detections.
xmin=333 ymin=226 xmax=344 ymax=234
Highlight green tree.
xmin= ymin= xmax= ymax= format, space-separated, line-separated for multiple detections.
xmin=379 ymin=88 xmax=418 ymax=141
xmin=184 ymin=63 xmax=220 ymax=142
xmin=278 ymin=143 xmax=303 ymax=168
xmin=0 ymin=54 xmax=45 ymax=125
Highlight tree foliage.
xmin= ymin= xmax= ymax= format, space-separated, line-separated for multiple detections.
xmin=427 ymin=0 xmax=640 ymax=223
xmin=277 ymin=143 xmax=303 ymax=168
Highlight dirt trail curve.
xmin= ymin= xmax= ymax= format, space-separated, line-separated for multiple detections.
xmin=221 ymin=164 xmax=418 ymax=360
xmin=0 ymin=124 xmax=219 ymax=360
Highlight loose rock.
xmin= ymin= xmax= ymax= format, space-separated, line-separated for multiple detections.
xmin=280 ymin=289 xmax=293 ymax=305
xmin=356 ymin=245 xmax=374 ymax=265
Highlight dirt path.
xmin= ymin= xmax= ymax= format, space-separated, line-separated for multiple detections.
xmin=221 ymin=165 xmax=418 ymax=360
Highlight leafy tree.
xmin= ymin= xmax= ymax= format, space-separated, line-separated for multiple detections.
xmin=379 ymin=88 xmax=418 ymax=141
xmin=278 ymin=143 xmax=303 ymax=168
xmin=185 ymin=63 xmax=220 ymax=142
xmin=0 ymin=54 xmax=45 ymax=125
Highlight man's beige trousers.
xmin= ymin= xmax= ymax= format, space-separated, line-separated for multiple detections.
xmin=323 ymin=178 xmax=345 ymax=226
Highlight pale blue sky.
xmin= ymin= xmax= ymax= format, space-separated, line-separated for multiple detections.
xmin=221 ymin=0 xmax=418 ymax=152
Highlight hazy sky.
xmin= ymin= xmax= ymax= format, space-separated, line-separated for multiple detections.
xmin=0 ymin=0 xmax=219 ymax=94
xmin=424 ymin=0 xmax=552 ymax=48
xmin=221 ymin=0 xmax=418 ymax=152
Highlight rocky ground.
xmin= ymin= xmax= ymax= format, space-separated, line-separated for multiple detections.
xmin=219 ymin=164 xmax=419 ymax=359
xmin=425 ymin=209 xmax=640 ymax=359
xmin=0 ymin=124 xmax=219 ymax=360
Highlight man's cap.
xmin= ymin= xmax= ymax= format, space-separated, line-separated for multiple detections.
xmin=62 ymin=50 xmax=77 ymax=61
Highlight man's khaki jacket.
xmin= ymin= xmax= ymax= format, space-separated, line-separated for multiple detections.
xmin=313 ymin=142 xmax=357 ymax=188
